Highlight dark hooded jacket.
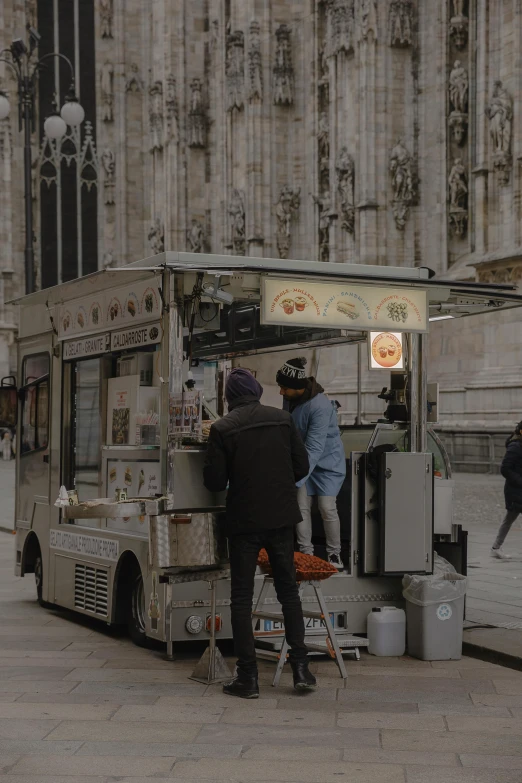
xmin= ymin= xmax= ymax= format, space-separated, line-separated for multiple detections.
xmin=501 ymin=434 xmax=522 ymax=512
xmin=203 ymin=396 xmax=309 ymax=536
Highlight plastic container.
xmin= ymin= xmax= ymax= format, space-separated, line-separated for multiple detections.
xmin=403 ymin=569 xmax=467 ymax=661
xmin=367 ymin=607 xmax=406 ymax=656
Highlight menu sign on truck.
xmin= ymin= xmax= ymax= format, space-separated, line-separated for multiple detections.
xmin=261 ymin=277 xmax=428 ymax=333
xmin=58 ymin=280 xmax=162 ymax=339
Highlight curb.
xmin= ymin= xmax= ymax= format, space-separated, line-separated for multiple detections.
xmin=463 ymin=641 xmax=522 ymax=673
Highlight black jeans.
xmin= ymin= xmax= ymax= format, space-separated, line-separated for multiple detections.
xmin=228 ymin=526 xmax=308 ymax=676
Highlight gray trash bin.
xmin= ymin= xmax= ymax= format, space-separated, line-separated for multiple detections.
xmin=402 ymin=565 xmax=467 ymax=661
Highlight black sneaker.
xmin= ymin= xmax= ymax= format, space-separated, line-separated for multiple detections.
xmin=223 ymin=673 xmax=259 ymax=699
xmin=328 ymin=554 xmax=344 ymax=571
xmin=290 ymin=661 xmax=317 ymax=691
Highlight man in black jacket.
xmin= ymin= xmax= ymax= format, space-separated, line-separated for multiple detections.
xmin=204 ymin=368 xmax=316 ymax=698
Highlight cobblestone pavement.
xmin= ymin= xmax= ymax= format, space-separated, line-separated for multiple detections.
xmin=3 ymin=534 xmax=522 ymax=781
xmin=453 ymin=474 xmax=522 ymax=630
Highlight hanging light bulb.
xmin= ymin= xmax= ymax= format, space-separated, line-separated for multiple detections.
xmin=44 ymin=111 xmax=67 ymax=140
xmin=60 ymin=88 xmax=85 ymax=126
xmin=0 ymin=91 xmax=10 ymax=121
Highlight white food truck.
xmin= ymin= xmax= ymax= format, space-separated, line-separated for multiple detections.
xmin=7 ymin=253 xmax=522 ymax=656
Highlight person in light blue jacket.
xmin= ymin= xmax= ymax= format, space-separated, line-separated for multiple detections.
xmin=276 ymin=357 xmax=346 ymax=570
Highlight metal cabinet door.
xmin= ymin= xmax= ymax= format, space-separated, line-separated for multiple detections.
xmin=356 ymin=452 xmax=380 ymax=576
xmin=380 ymin=452 xmax=433 ymax=576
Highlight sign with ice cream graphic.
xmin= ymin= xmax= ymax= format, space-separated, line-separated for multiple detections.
xmin=261 ymin=278 xmax=428 ymax=333
xmin=369 ymin=332 xmax=405 ymax=370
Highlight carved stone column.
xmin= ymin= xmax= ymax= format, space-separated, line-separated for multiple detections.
xmin=357 ymin=0 xmax=378 ymax=264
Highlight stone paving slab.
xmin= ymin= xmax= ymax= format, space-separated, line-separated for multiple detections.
xmin=471 ymin=692 xmax=522 ymax=708
xmin=0 ymin=703 xmax=117 ymax=720
xmin=195 ymin=723 xmax=381 ymax=748
xmin=0 ymin=739 xmax=82 ymax=755
xmin=220 ymin=706 xmax=336 ymax=727
xmin=460 ymin=753 xmax=522 ymax=769
xmin=45 ymin=720 xmax=202 ymax=743
xmin=0 ymin=777 xmax=105 ymax=783
xmin=381 ymin=729 xmax=522 ymax=755
xmin=76 ymin=741 xmax=243 ymax=758
xmin=336 ymin=712 xmax=445 ymax=730
xmin=16 ymin=691 xmax=160 ymax=705
xmin=446 ymin=715 xmax=522 ymax=734
xmin=0 ymin=681 xmax=77 ymax=694
xmin=170 ymin=758 xmax=406 ymax=782
xmin=405 ymin=767 xmax=522 ymax=783
xmin=10 ymin=755 xmax=177 ymax=776
xmin=112 ymin=703 xmax=224 ymax=723
xmin=0 ymin=718 xmax=60 ymax=740
xmin=70 ymin=681 xmax=208 ymax=697
xmin=241 ymin=744 xmax=343 ymax=760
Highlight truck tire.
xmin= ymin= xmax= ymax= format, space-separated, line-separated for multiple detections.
xmin=128 ymin=569 xmax=148 ymax=647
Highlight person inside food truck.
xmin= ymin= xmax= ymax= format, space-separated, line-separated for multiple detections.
xmin=203 ymin=367 xmax=317 ymax=698
xmin=276 ymin=357 xmax=346 ymax=570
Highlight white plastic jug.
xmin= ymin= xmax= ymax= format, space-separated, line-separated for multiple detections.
xmin=367 ymin=607 xmax=406 ymax=656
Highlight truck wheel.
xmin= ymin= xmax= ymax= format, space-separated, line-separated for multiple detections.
xmin=128 ymin=570 xmax=148 ymax=647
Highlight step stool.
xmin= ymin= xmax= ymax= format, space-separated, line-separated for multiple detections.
xmin=252 ymin=575 xmax=348 ymax=686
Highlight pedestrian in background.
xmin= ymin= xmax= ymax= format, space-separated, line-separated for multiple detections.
xmin=2 ymin=431 xmax=11 ymax=461
xmin=203 ymin=368 xmax=316 ymax=698
xmin=491 ymin=420 xmax=522 ymax=559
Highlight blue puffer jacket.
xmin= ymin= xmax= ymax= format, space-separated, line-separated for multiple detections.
xmin=288 ymin=383 xmax=346 ymax=497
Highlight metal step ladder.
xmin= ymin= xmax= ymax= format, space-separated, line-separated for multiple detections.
xmin=252 ymin=575 xmax=348 ymax=686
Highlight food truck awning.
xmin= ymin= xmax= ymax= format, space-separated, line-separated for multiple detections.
xmin=11 ymin=251 xmax=522 ymax=321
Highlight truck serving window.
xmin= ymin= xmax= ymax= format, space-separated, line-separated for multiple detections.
xmin=21 ymin=354 xmax=50 ymax=454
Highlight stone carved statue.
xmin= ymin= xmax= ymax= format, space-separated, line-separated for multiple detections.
xmin=99 ymin=0 xmax=113 ymax=39
xmin=389 ymin=139 xmax=414 ymax=230
xmin=165 ymin=75 xmax=178 ymax=138
xmin=452 ymin=0 xmax=466 ymax=16
xmin=358 ymin=0 xmax=378 ymax=42
xmin=327 ymin=0 xmax=355 ymax=57
xmin=449 ymin=0 xmax=468 ymax=49
xmin=149 ymin=81 xmax=164 ymax=152
xmin=226 ymin=30 xmax=245 ymax=111
xmin=318 ymin=111 xmax=330 ymax=173
xmin=449 ymin=60 xmax=468 ymax=113
xmin=486 ymin=80 xmax=513 ymax=184
xmin=449 ymin=158 xmax=468 ymax=237
xmin=103 ymin=250 xmax=115 ymax=268
xmin=187 ymin=219 xmax=205 ymax=253
xmin=336 ymin=147 xmax=355 ymax=235
xmin=101 ymin=148 xmax=115 ymax=205
xmin=148 ymin=219 xmax=165 ymax=254
xmin=275 ymin=186 xmax=301 ymax=259
xmin=389 ymin=0 xmax=413 ymax=47
xmin=228 ymin=189 xmax=246 ymax=255
xmin=273 ymin=25 xmax=294 ymax=106
xmin=311 ymin=191 xmax=336 ymax=263
xmin=188 ymin=78 xmax=206 ymax=148
xmin=448 ymin=60 xmax=469 ymax=145
xmin=100 ymin=62 xmax=114 ymax=122
xmin=125 ymin=64 xmax=143 ymax=93
xmin=449 ymin=158 xmax=467 ymax=210
xmin=486 ymin=81 xmax=513 ymax=154
xmin=25 ymin=0 xmax=37 ymax=30
xmin=249 ymin=21 xmax=263 ymax=101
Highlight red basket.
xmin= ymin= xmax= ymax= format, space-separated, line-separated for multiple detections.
xmin=257 ymin=549 xmax=337 ymax=582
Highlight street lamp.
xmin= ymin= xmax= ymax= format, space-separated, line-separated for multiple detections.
xmin=0 ymin=29 xmax=84 ymax=294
